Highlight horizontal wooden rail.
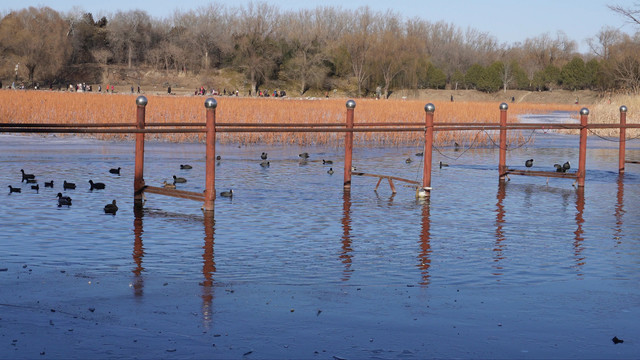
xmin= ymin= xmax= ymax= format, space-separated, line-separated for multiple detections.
xmin=3 ymin=123 xmax=640 ymax=134
xmin=505 ymin=169 xmax=578 ymax=179
xmin=143 ymin=186 xmax=205 ymax=202
xmin=352 ymin=171 xmax=421 ymax=193
xmin=0 ymin=122 xmax=137 ymax=128
xmin=0 ymin=127 xmax=206 ymax=134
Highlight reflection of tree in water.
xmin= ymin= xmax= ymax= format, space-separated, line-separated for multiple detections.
xmin=201 ymin=213 xmax=216 ymax=329
xmin=340 ymin=191 xmax=353 ymax=281
xmin=132 ymin=206 xmax=145 ymax=297
xmin=417 ymin=198 xmax=432 ymax=286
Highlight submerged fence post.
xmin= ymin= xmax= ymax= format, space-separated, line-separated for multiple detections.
xmin=577 ymin=108 xmax=589 ymax=187
xmin=498 ymin=103 xmax=508 ymax=182
xmin=203 ymin=98 xmax=218 ymax=211
xmin=619 ymin=105 xmax=627 ymax=174
xmin=422 ymin=103 xmax=435 ymax=194
xmin=134 ymin=96 xmax=147 ymax=206
xmin=344 ymin=100 xmax=355 ymax=189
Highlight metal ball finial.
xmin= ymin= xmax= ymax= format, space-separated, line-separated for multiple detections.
xmin=136 ymin=96 xmax=148 ymax=107
xmin=346 ymin=100 xmax=356 ymax=109
xmin=424 ymin=103 xmax=435 ymax=113
xmin=620 ymin=105 xmax=627 ymax=113
xmin=499 ymin=103 xmax=508 ymax=110
xmin=580 ymin=108 xmax=589 ymax=116
xmin=205 ymin=98 xmax=217 ymax=109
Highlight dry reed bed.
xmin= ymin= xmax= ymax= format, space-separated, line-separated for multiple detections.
xmin=0 ymin=90 xmax=593 ymax=147
xmin=589 ymin=95 xmax=640 ymax=139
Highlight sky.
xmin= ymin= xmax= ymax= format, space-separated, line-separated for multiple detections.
xmin=1 ymin=0 xmax=636 ymax=53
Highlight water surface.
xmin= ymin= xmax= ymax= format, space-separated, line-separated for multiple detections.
xmin=1 ymin=132 xmax=639 ymax=359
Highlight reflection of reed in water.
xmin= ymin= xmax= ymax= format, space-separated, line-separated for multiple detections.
xmin=340 ymin=190 xmax=353 ymax=281
xmin=493 ymin=182 xmax=507 ymax=277
xmin=573 ymin=187 xmax=585 ymax=276
xmin=614 ymin=175 xmax=625 ymax=245
xmin=417 ymin=198 xmax=432 ymax=286
xmin=132 ymin=206 xmax=145 ymax=297
xmin=201 ymin=212 xmax=216 ymax=329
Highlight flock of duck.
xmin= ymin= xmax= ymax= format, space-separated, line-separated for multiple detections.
xmin=164 ymin=152 xmax=338 ymax=198
xmin=9 ymin=154 xmax=572 ymax=208
xmin=524 ymin=158 xmax=572 ymax=172
xmin=9 ymin=168 xmax=119 ymax=214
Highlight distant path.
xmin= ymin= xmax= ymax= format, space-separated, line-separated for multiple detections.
xmin=518 ymin=92 xmax=532 ymax=103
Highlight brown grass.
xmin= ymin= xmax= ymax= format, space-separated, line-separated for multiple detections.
xmin=588 ymin=95 xmax=640 ymax=139
xmin=0 ymin=90 xmax=586 ymax=147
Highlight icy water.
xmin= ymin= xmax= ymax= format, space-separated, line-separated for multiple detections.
xmin=1 ymin=132 xmax=639 ymax=359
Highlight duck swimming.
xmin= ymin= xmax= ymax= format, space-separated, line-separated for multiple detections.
xmin=323 ymin=159 xmax=333 ymax=164
xmin=260 ymin=161 xmax=270 ymax=168
xmin=162 ymin=181 xmax=176 ymax=189
xmin=173 ymin=175 xmax=187 ymax=183
xmin=104 ymin=200 xmax=118 ymax=214
xmin=56 ymin=193 xmax=72 ymax=207
xmin=563 ymin=161 xmax=571 ymax=171
xmin=261 ymin=152 xmax=268 ymax=160
xmin=44 ymin=180 xmax=54 ymax=188
xmin=180 ymin=164 xmax=192 ymax=169
xmin=525 ymin=159 xmax=533 ymax=168
xmin=63 ymin=181 xmax=76 ymax=190
xmin=20 ymin=169 xmax=35 ymax=182
xmin=31 ymin=184 xmax=39 ymax=192
xmin=220 ymin=189 xmax=233 ymax=197
xmin=8 ymin=185 xmax=21 ymax=193
xmin=299 ymin=152 xmax=309 ymax=159
xmin=109 ymin=167 xmax=121 ymax=175
xmin=327 ymin=168 xmax=334 ymax=175
xmin=89 ymin=180 xmax=106 ymax=190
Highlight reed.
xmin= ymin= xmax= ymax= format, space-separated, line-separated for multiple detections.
xmin=0 ymin=90 xmax=585 ymax=147
xmin=587 ymin=95 xmax=640 ymax=139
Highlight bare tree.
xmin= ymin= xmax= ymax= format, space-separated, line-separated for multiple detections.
xmin=608 ymin=33 xmax=640 ymax=92
xmin=172 ymin=4 xmax=232 ymax=73
xmin=0 ymin=7 xmax=72 ymax=83
xmin=108 ymin=10 xmax=153 ymax=68
xmin=587 ymin=26 xmax=622 ymax=60
xmin=279 ymin=8 xmax=339 ymax=95
xmin=343 ymin=6 xmax=376 ymax=97
xmin=231 ymin=2 xmax=281 ymax=93
xmin=609 ymin=3 xmax=640 ymax=25
xmin=371 ymin=11 xmax=408 ymax=98
xmin=520 ymin=31 xmax=577 ymax=85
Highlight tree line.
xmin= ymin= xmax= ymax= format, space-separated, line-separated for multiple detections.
xmin=1 ymin=3 xmax=639 ymax=96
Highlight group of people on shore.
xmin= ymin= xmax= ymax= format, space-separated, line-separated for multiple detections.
xmin=255 ymin=89 xmax=286 ymax=97
xmin=2 ymin=80 xmax=291 ymax=99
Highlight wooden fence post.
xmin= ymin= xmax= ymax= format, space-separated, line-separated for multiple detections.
xmin=422 ymin=103 xmax=435 ymax=194
xmin=134 ymin=96 xmax=147 ymax=206
xmin=344 ymin=100 xmax=355 ymax=189
xmin=499 ymin=103 xmax=508 ymax=182
xmin=577 ymin=108 xmax=589 ymax=187
xmin=619 ymin=105 xmax=627 ymax=174
xmin=203 ymin=98 xmax=218 ymax=211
